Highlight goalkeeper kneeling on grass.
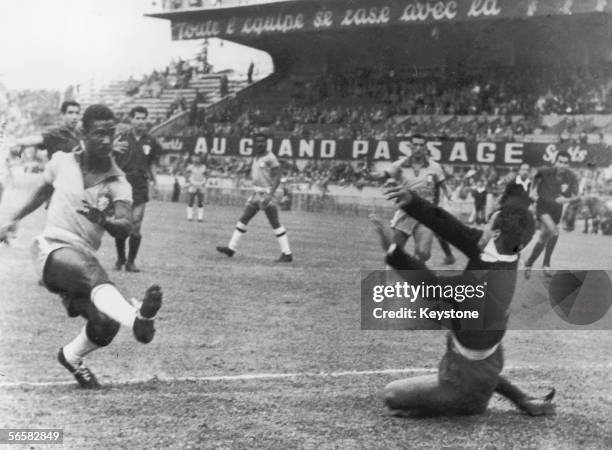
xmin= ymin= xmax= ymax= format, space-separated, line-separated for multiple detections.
xmin=371 ymin=182 xmax=555 ymax=417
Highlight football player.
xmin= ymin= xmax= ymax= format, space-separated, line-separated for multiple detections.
xmin=524 ymin=151 xmax=579 ymax=278
xmin=371 ymin=184 xmax=554 ymax=416
xmin=185 ymin=154 xmax=207 ymax=222
xmin=0 ymin=105 xmax=162 ymax=389
xmin=216 ymin=130 xmax=292 ymax=262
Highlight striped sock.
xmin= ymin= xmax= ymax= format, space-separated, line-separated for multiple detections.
xmin=274 ymin=226 xmax=291 ymax=254
xmin=229 ymin=222 xmax=247 ymax=251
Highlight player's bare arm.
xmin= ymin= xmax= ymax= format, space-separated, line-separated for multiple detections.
xmin=12 ymin=135 xmax=44 ymax=148
xmin=0 ymin=181 xmax=54 ymax=242
xmin=14 ymin=182 xmax=55 ymax=221
xmin=262 ymin=166 xmax=281 ymax=207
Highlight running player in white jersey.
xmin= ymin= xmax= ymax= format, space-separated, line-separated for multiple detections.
xmin=216 ymin=131 xmax=292 ymax=262
xmin=0 ymin=105 xmax=162 ymax=389
xmin=185 ymin=154 xmax=207 ymax=222
xmin=368 ymin=134 xmax=448 ymax=262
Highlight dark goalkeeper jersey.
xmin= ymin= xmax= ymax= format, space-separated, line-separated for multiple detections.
xmin=386 ymin=195 xmax=520 ymax=351
xmin=535 ymin=167 xmax=578 ymax=201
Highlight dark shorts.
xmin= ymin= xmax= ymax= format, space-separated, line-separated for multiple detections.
xmin=437 ymin=334 xmax=504 ymax=415
xmin=536 ymin=199 xmax=563 ymax=224
xmin=43 ymin=246 xmax=112 ymax=318
xmin=131 ymin=182 xmax=149 ymax=205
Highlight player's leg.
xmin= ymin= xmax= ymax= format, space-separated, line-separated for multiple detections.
xmin=438 ymin=236 xmax=455 ymax=265
xmin=496 ymin=376 xmax=555 ymax=416
xmin=187 ymin=191 xmax=195 ymax=221
xmin=390 ymin=210 xmax=417 ymax=253
xmin=44 ymin=247 xmax=162 ymax=387
xmin=524 ymin=209 xmax=554 ymax=278
xmin=216 ymin=201 xmax=259 ymax=257
xmin=263 ymin=204 xmax=292 ymax=262
xmin=45 ymin=247 xmax=161 ymax=341
xmin=541 ymin=210 xmax=561 ymax=275
xmin=384 ymin=336 xmax=502 ymax=417
xmin=126 ymin=202 xmax=147 ymax=272
xmin=413 ymin=224 xmax=434 ymax=263
xmin=196 ymin=190 xmax=204 ymax=222
xmin=384 ymin=374 xmax=464 ymax=417
xmin=583 ymin=201 xmax=590 ymax=233
xmin=114 ymin=221 xmax=128 ymax=271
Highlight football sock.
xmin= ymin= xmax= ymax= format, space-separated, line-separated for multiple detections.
xmin=115 ymin=238 xmax=126 ymax=262
xmin=526 ymin=241 xmax=545 ymax=267
xmin=543 ymin=235 xmax=558 ymax=267
xmin=62 ymin=326 xmax=99 ymax=366
xmin=198 ymin=208 xmax=204 ymax=221
xmin=187 ymin=207 xmax=193 ymax=220
xmin=274 ymin=226 xmax=291 ymax=254
xmin=229 ymin=222 xmax=247 ymax=251
xmin=128 ymin=236 xmax=142 ymax=263
xmin=91 ymin=284 xmax=135 ymax=328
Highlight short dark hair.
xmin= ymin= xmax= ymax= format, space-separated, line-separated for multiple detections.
xmin=555 ymin=151 xmax=570 ymax=162
xmin=61 ymin=100 xmax=80 ymax=114
xmin=411 ymin=133 xmax=426 ymax=143
xmin=130 ymin=106 xmax=148 ymax=118
xmin=494 ymin=205 xmax=536 ymax=254
xmin=82 ymin=104 xmax=115 ymax=133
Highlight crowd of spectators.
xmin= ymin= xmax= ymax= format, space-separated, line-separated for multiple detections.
xmin=0 ymin=86 xmax=60 ymax=143
xmin=176 ymin=63 xmax=612 ymax=141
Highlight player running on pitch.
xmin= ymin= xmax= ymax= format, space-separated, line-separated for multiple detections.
xmin=371 ymin=181 xmax=555 ymax=417
xmin=185 ymin=154 xmax=207 ymax=222
xmin=216 ymin=130 xmax=292 ymax=262
xmin=524 ymin=151 xmax=579 ymax=278
xmin=366 ymin=134 xmax=452 ymax=263
xmin=0 ymin=105 xmax=162 ymax=389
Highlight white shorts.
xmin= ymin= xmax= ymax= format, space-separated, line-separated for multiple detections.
xmin=390 ymin=209 xmax=419 ymax=236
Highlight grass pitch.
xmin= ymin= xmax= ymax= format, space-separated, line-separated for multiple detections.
xmin=1 ymin=181 xmax=612 ymax=449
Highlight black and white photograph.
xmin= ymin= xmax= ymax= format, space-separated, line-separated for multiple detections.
xmin=1 ymin=0 xmax=612 ymax=448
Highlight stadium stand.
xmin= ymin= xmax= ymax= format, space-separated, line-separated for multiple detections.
xmin=82 ymin=72 xmax=247 ymax=125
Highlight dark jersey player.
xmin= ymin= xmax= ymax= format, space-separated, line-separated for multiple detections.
xmin=524 ymin=151 xmax=579 ymax=278
xmin=112 ymin=106 xmax=161 ymax=272
xmin=14 ymin=100 xmax=82 ymax=158
xmin=371 ymin=183 xmax=554 ymax=417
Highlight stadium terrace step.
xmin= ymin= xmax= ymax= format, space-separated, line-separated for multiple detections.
xmin=79 ymin=72 xmax=250 ymax=125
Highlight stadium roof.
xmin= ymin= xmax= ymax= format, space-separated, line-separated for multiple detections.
xmin=148 ymin=0 xmax=612 ymax=45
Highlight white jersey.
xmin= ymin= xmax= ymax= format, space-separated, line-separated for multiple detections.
xmin=251 ymin=152 xmax=280 ymax=191
xmin=387 ymin=157 xmax=445 ymax=203
xmin=186 ymin=163 xmax=207 ymax=191
xmin=42 ymin=151 xmax=132 ymax=252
